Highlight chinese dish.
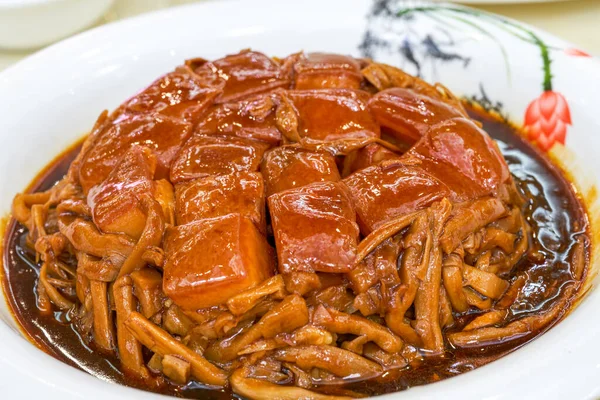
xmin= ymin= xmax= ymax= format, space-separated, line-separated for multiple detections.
xmin=3 ymin=51 xmax=589 ymax=399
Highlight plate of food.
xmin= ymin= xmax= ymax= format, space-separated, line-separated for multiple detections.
xmin=0 ymin=0 xmax=598 ymax=399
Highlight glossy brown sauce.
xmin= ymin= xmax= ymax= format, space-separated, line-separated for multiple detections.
xmin=1 ymin=106 xmax=589 ymax=398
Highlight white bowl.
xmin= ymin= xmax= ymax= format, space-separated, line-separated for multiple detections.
xmin=0 ymin=0 xmax=599 ymax=399
xmin=0 ymin=0 xmax=115 ymax=49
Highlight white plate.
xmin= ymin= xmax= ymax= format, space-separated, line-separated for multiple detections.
xmin=1 ymin=0 xmax=599 ymax=399
xmin=0 ymin=0 xmax=115 ymax=50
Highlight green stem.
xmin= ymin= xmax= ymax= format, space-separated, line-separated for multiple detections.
xmin=398 ymin=6 xmax=553 ymax=91
xmin=525 ymin=30 xmax=552 ymax=91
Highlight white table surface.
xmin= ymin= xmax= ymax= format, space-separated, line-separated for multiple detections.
xmin=1 ymin=0 xmax=599 ymax=71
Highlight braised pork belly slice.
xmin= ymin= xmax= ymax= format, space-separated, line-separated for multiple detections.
xmin=407 ymin=117 xmax=510 ymax=201
xmin=344 ymin=118 xmax=510 ymax=235
xmin=369 ymin=88 xmax=464 ymax=146
xmin=121 ymin=67 xmax=220 ymax=124
xmin=87 ymin=146 xmax=154 ymax=239
xmin=78 ymin=113 xmax=192 ymax=193
xmin=189 ymin=50 xmax=290 ymax=104
xmin=88 ymin=146 xmax=173 ymax=239
xmin=268 ymin=181 xmax=359 ymax=274
xmin=163 ymin=214 xmax=274 ymax=311
xmin=260 ymin=146 xmax=340 ymax=197
xmin=341 ymin=142 xmax=401 ymax=177
xmin=293 ymin=52 xmax=363 ymax=90
xmin=170 ymin=135 xmax=270 ymax=184
xmin=195 ymin=94 xmax=281 ymax=146
xmin=277 ymin=89 xmax=380 ymax=144
xmin=175 ymin=172 xmax=265 ymax=232
xmin=343 ymin=161 xmax=450 ymax=235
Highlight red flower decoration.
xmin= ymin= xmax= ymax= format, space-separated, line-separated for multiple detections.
xmin=523 ymin=91 xmax=572 ymax=152
xmin=564 ymin=48 xmax=591 ymax=57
